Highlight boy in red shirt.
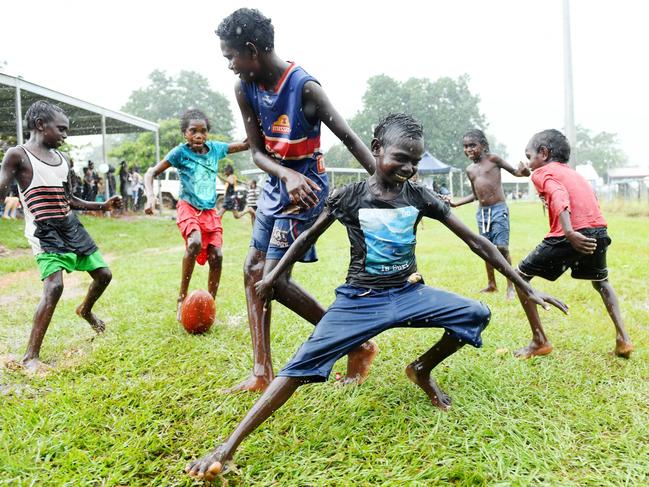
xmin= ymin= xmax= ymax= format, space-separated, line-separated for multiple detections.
xmin=514 ymin=129 xmax=634 ymax=359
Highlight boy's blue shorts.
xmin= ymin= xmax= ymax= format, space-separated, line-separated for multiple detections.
xmin=278 ymin=281 xmax=491 ymax=383
xmin=250 ymin=210 xmax=318 ymax=262
xmin=476 ymin=202 xmax=510 ymax=247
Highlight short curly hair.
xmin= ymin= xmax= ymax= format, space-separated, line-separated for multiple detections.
xmin=463 ymin=129 xmax=490 ymax=152
xmin=24 ymin=100 xmax=66 ymax=130
xmin=374 ymin=113 xmax=424 ymax=147
xmin=180 ymin=109 xmax=211 ymax=132
xmin=216 ymin=8 xmax=274 ymax=52
xmin=528 ymin=129 xmax=571 ymax=163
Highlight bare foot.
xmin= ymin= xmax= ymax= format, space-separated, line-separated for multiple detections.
xmin=223 ymin=374 xmax=272 ymax=393
xmin=480 ymin=285 xmax=498 ymax=294
xmin=506 ymin=287 xmax=516 ymax=300
xmin=514 ymin=341 xmax=553 ymax=359
xmin=185 ymin=444 xmax=231 ymax=481
xmin=75 ymin=305 xmax=106 ymax=334
xmin=614 ymin=340 xmax=634 ymax=359
xmin=338 ymin=340 xmax=379 ymax=385
xmin=405 ymin=364 xmax=452 ymax=411
xmin=21 ymin=357 xmax=53 ymax=375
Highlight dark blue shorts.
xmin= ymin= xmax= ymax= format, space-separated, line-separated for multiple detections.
xmin=250 ymin=210 xmax=318 ymax=262
xmin=278 ymin=282 xmax=491 ymax=382
xmin=476 ymin=202 xmax=510 ymax=247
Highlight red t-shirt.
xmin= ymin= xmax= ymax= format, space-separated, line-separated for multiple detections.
xmin=531 ymin=162 xmax=607 ymax=237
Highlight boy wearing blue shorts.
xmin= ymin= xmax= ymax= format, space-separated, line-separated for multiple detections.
xmin=186 ymin=114 xmax=566 ymax=480
xmin=216 ymin=8 xmax=378 ymax=392
xmin=449 ymin=129 xmax=530 ymax=299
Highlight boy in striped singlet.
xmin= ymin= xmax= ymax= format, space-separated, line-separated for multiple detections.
xmin=0 ymin=101 xmax=121 ymax=373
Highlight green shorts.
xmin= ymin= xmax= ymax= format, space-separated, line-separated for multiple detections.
xmin=35 ymin=251 xmax=108 ymax=280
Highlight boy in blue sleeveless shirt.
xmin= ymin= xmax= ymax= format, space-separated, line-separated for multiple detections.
xmin=216 ymin=8 xmax=378 ymax=392
xmin=185 ymin=114 xmax=568 ymax=480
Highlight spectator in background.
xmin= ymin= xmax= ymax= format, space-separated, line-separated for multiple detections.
xmin=3 ymin=183 xmax=20 ymax=219
xmin=130 ymin=166 xmax=143 ymax=211
xmin=82 ymin=167 xmax=91 ymax=201
xmin=107 ymin=165 xmax=116 ymax=197
xmin=119 ymin=161 xmax=131 ymax=212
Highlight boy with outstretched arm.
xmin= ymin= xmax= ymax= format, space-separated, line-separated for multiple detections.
xmin=185 ymin=114 xmax=567 ymax=480
xmin=514 ymin=129 xmax=634 ymax=359
xmin=144 ymin=109 xmax=248 ymax=320
xmin=0 ymin=101 xmax=121 ymax=372
xmin=448 ymin=129 xmax=530 ymax=299
xmin=217 ymin=8 xmax=378 ymax=392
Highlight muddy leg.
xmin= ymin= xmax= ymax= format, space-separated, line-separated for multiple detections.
xmin=22 ymin=271 xmax=64 ymax=371
xmin=76 ymin=267 xmax=112 ymax=333
xmin=177 ymin=230 xmax=201 ymax=321
xmin=513 ymin=272 xmax=553 ymax=358
xmin=186 ymin=377 xmax=302 ymax=480
xmin=592 ymin=280 xmax=633 ymax=358
xmin=405 ymin=332 xmax=465 ymax=411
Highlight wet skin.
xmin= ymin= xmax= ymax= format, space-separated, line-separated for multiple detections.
xmin=0 ymin=111 xmax=121 ymax=368
xmin=185 ymin=128 xmax=569 ymax=479
xmin=221 ymin=38 xmax=378 ymax=392
xmin=143 ymin=118 xmax=248 ymax=319
xmin=448 ymin=136 xmax=531 ymax=297
xmin=515 ymin=146 xmax=633 ymax=358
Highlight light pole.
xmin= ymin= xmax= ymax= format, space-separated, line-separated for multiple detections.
xmin=564 ymin=0 xmax=577 ymax=167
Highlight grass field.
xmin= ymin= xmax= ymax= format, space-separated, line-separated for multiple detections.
xmin=1 ymin=202 xmax=648 ymax=486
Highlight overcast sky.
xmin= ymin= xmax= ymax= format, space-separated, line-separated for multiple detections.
xmin=2 ymin=0 xmax=647 ymax=165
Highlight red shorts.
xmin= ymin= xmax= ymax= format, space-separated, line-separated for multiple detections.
xmin=176 ymin=200 xmax=223 ymax=265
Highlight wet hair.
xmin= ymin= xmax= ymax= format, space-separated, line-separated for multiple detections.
xmin=373 ymin=113 xmax=423 ymax=147
xmin=180 ymin=109 xmax=211 ymax=132
xmin=24 ymin=100 xmax=66 ymax=130
xmin=463 ymin=129 xmax=490 ymax=152
xmin=528 ymin=129 xmax=571 ymax=163
xmin=216 ymin=8 xmax=274 ymax=52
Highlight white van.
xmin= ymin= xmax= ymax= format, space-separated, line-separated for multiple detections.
xmin=156 ymin=168 xmax=227 ymax=209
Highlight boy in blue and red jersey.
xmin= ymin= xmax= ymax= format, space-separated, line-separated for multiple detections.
xmin=216 ymin=8 xmax=378 ymax=392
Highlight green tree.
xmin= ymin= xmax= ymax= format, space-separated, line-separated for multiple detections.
xmin=572 ymin=125 xmax=628 ymax=177
xmin=121 ymin=70 xmax=235 ymax=137
xmin=341 ymin=74 xmax=486 ymax=170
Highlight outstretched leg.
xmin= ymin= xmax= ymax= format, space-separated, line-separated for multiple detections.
xmin=592 ymin=280 xmax=633 ymax=358
xmin=206 ymin=245 xmax=223 ymax=299
xmin=225 ymin=248 xmax=273 ymax=393
xmin=22 ymin=271 xmax=65 ymax=371
xmin=270 ymin=259 xmax=378 ymax=385
xmin=186 ymin=377 xmax=302 ymax=480
xmin=497 ymin=245 xmax=516 ymax=300
xmin=480 ymin=262 xmax=498 ymax=294
xmin=76 ymin=267 xmax=112 ymax=333
xmin=513 ymin=272 xmax=553 ymax=358
xmin=405 ymin=331 xmax=465 ymax=411
xmin=177 ymin=230 xmax=201 ymax=321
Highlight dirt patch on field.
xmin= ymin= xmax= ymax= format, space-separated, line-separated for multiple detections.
xmin=0 ymin=245 xmax=31 ymax=258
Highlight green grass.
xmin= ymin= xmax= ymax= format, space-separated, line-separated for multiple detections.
xmin=1 ymin=203 xmax=648 ymax=486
